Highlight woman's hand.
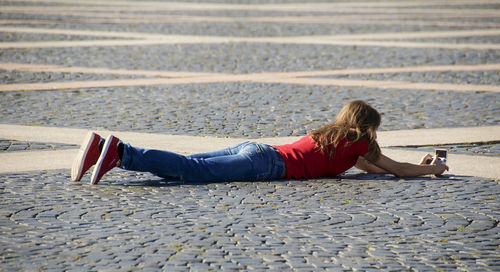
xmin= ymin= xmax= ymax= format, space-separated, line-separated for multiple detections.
xmin=419 ymin=154 xmax=433 ymax=165
xmin=429 ymin=155 xmax=449 ymax=176
xmin=431 ymin=163 xmax=449 ymax=176
xmin=419 ymin=154 xmax=449 ymax=175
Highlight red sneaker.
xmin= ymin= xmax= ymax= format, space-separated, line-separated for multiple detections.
xmin=71 ymin=132 xmax=102 ymax=182
xmin=90 ymin=135 xmax=121 ymax=185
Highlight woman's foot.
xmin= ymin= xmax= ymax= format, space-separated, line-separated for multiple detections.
xmin=71 ymin=132 xmax=103 ymax=182
xmin=90 ymin=135 xmax=121 ymax=185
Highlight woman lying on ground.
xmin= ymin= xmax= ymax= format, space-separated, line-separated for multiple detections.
xmin=71 ymin=100 xmax=449 ymax=185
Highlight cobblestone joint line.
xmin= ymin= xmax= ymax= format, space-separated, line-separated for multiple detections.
xmin=2 ymin=23 xmax=500 ymax=51
xmin=1 ymin=62 xmax=499 ymax=92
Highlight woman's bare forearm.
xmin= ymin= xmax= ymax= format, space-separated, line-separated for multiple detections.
xmin=370 ymin=154 xmax=449 ymax=178
xmin=395 ymin=162 xmax=445 ymax=177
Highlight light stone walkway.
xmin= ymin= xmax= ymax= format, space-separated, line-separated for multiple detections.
xmin=2 ymin=26 xmax=500 ymax=50
xmin=1 ymin=124 xmax=500 ymax=179
xmin=1 ymin=0 xmax=499 ymax=271
xmin=1 ymin=62 xmax=500 ymax=92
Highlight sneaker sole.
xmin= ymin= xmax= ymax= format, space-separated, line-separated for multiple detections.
xmin=71 ymin=132 xmax=97 ymax=182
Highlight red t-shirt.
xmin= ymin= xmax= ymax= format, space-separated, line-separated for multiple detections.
xmin=274 ymin=135 xmax=369 ymax=179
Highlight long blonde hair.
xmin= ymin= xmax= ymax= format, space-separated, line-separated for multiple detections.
xmin=310 ymin=100 xmax=381 ymax=161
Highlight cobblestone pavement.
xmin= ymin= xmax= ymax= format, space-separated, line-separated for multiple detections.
xmin=2 ymin=84 xmax=499 ymax=137
xmin=1 ymin=170 xmax=499 ymax=271
xmin=1 ymin=0 xmax=500 ymax=271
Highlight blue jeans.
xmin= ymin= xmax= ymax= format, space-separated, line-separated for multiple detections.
xmin=119 ymin=142 xmax=285 ymax=183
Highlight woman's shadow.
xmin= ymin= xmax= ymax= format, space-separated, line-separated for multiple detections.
xmin=111 ymin=172 xmax=469 ymax=187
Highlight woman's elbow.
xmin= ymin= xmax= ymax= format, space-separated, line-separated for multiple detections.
xmin=390 ymin=163 xmax=412 ymax=177
xmin=391 ymin=170 xmax=405 ymax=178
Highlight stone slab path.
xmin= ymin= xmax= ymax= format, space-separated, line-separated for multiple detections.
xmin=1 ymin=124 xmax=499 ymax=179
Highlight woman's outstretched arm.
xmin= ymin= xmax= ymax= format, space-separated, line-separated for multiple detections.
xmin=367 ymin=153 xmax=449 ymax=177
xmin=355 ymin=156 xmax=389 ymax=174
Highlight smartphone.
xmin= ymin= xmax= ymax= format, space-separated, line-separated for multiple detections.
xmin=435 ymin=149 xmax=447 ymax=164
xmin=426 ymin=149 xmax=447 ymax=164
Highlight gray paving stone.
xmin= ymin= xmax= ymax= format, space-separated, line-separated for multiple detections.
xmin=319 ymin=70 xmax=500 ymax=85
xmin=1 ymin=83 xmax=498 ymax=138
xmin=4 ymin=44 xmax=500 ymax=74
xmin=8 ymin=169 xmax=500 ymax=270
xmin=0 ymin=69 xmax=141 ymax=84
xmin=7 ymin=16 xmax=482 ymax=38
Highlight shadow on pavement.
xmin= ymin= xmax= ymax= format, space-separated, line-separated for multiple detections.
xmin=107 ymin=173 xmax=473 ymax=187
